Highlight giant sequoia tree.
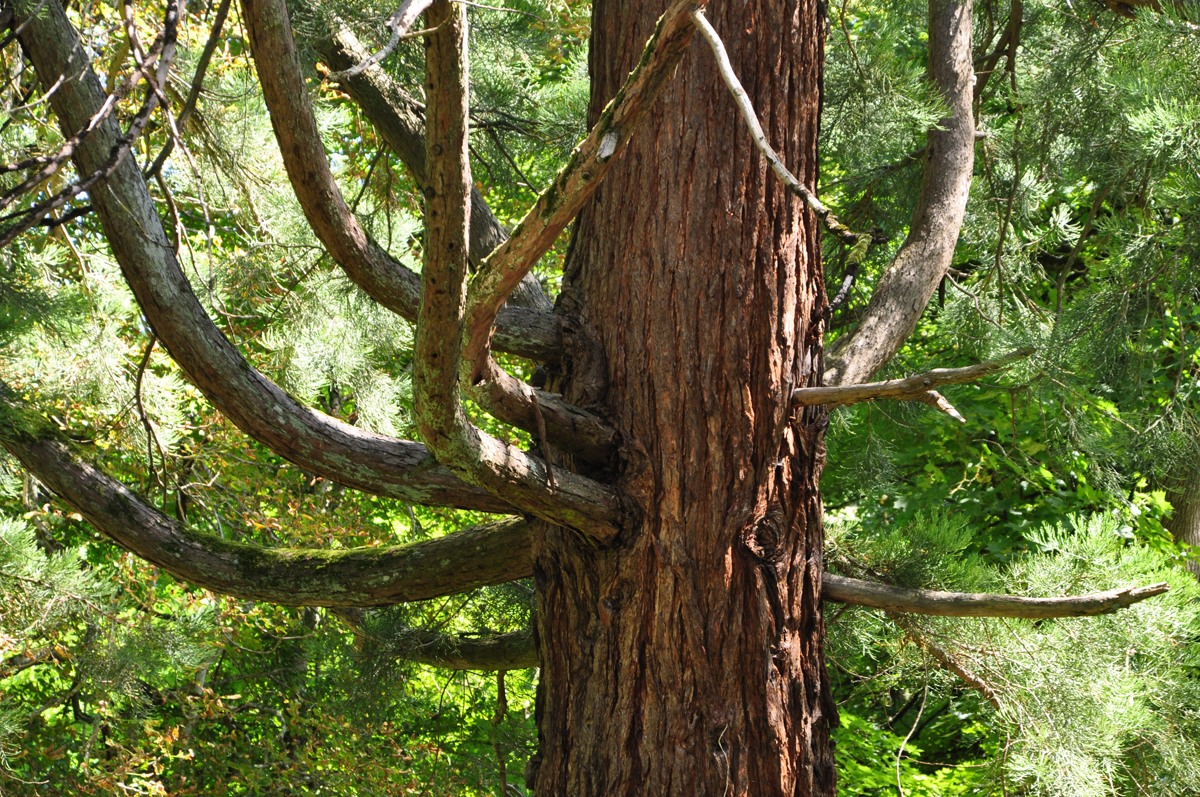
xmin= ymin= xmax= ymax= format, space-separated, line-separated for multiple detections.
xmin=0 ymin=0 xmax=1172 ymax=792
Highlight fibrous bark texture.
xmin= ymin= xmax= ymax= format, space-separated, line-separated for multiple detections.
xmin=527 ymin=0 xmax=835 ymax=793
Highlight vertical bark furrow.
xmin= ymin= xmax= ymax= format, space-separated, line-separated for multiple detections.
xmin=531 ymin=0 xmax=834 ymax=793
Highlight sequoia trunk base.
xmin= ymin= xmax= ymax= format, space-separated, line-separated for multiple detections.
xmin=527 ymin=0 xmax=836 ymax=793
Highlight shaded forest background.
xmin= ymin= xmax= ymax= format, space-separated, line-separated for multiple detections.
xmin=1 ymin=0 xmax=1199 ymax=793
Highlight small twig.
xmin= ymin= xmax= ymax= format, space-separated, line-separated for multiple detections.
xmin=144 ymin=0 xmax=232 ymax=180
xmin=896 ymin=654 xmax=930 ymax=797
xmin=459 ymin=0 xmax=545 ymax=21
xmin=485 ymin=125 xmax=537 ymax=193
xmin=0 ymin=0 xmax=179 ymax=248
xmin=491 ymin=670 xmax=509 ymax=796
xmin=529 ymin=392 xmax=557 ymax=491
xmin=894 ymin=615 xmax=1003 ymax=712
xmin=324 ymin=0 xmax=441 ymax=82
xmin=134 ymin=334 xmax=169 ymax=506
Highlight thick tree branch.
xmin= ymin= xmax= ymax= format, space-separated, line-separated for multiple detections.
xmin=333 ymin=609 xmax=537 ymax=670
xmin=467 ymin=362 xmax=618 ymax=463
xmin=413 ymin=0 xmax=621 ymax=540
xmin=0 ymin=418 xmax=534 ymax=607
xmin=459 ymin=0 xmax=705 ymax=386
xmin=16 ymin=0 xmax=512 ymax=513
xmin=247 ymin=0 xmax=555 ymax=365
xmin=825 ymin=573 xmax=1169 ymax=618
xmin=396 ymin=627 xmax=535 ymax=670
xmin=823 ymin=0 xmax=976 ymax=388
xmin=792 ymin=348 xmax=1031 ymax=413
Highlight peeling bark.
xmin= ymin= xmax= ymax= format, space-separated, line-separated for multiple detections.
xmin=0 ymin=421 xmax=533 ymax=607
xmin=15 ymin=0 xmax=511 ymax=513
xmin=823 ymin=0 xmax=976 ymax=387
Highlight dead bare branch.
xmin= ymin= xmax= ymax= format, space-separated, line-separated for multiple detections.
xmin=690 ymin=9 xmax=863 ymax=248
xmin=826 ymin=573 xmax=1169 ymax=618
xmin=792 ymin=348 xmax=1032 ymax=414
xmin=323 ymin=0 xmax=437 ymax=82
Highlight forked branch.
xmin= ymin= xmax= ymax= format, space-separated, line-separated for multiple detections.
xmin=308 ymin=11 xmax=552 ymax=313
xmin=323 ymin=0 xmax=437 ymax=82
xmin=248 ymin=0 xmax=617 ymax=459
xmin=825 ymin=573 xmax=1169 ymax=618
xmin=18 ymin=0 xmax=513 ymax=513
xmin=413 ymin=0 xmax=622 ymax=540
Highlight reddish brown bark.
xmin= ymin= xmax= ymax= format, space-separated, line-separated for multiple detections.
xmin=528 ymin=0 xmax=836 ymax=793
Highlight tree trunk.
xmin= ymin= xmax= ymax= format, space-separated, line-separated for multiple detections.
xmin=1164 ymin=470 xmax=1200 ymax=577
xmin=527 ymin=0 xmax=835 ymax=793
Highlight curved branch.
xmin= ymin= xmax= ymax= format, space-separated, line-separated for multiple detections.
xmin=824 ymin=573 xmax=1169 ymax=618
xmin=459 ymin=0 xmax=704 ymax=385
xmin=17 ymin=0 xmax=512 ymax=513
xmin=414 ymin=0 xmax=621 ymax=540
xmin=0 ymin=418 xmax=534 ymax=607
xmin=311 ymin=15 xmax=552 ymax=314
xmin=245 ymin=0 xmax=556 ymax=362
xmin=823 ymin=0 xmax=976 ymax=387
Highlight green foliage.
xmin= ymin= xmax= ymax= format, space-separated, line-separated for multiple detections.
xmin=829 ymin=514 xmax=1200 ymax=797
xmin=1 ymin=0 xmax=1198 ymax=792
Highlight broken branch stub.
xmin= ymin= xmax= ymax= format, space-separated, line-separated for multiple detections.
xmin=792 ymin=348 xmax=1033 ymax=417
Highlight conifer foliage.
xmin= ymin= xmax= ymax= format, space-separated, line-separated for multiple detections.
xmin=0 ymin=0 xmax=1196 ymax=793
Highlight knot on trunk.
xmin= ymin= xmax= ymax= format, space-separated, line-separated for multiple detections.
xmin=742 ymin=507 xmax=787 ymax=563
